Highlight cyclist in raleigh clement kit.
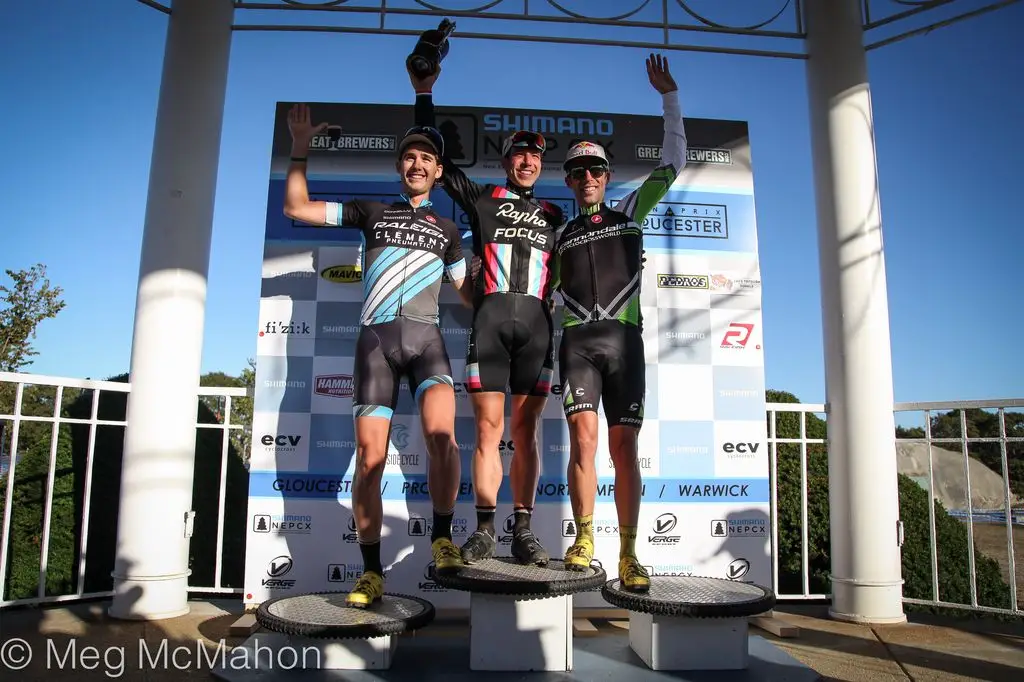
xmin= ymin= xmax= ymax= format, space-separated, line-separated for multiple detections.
xmin=408 ymin=61 xmax=564 ymax=567
xmin=554 ymin=54 xmax=687 ymax=592
xmin=283 ymin=103 xmax=473 ymax=607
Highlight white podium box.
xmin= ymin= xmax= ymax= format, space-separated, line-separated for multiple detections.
xmin=469 ymin=593 xmax=574 ymax=671
xmin=628 ymin=611 xmax=749 ymax=670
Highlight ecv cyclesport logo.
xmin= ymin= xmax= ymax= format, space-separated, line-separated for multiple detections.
xmin=647 ymin=512 xmax=680 ymax=545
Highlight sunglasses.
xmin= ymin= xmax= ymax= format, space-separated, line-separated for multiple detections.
xmin=504 ymin=130 xmax=547 ymax=155
xmin=403 ymin=125 xmax=445 ymax=157
xmin=568 ymin=165 xmax=609 ymax=181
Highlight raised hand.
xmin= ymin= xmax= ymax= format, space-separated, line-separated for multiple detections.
xmin=408 ymin=62 xmax=441 ymax=93
xmin=287 ymin=103 xmax=328 ymax=153
xmin=646 ymin=53 xmax=677 ymax=94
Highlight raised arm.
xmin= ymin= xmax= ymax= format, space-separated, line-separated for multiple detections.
xmin=282 ymin=103 xmax=334 ymax=225
xmin=613 ymin=54 xmax=688 ymax=225
xmin=409 ymin=65 xmax=487 ymax=213
xmin=283 ymin=103 xmax=372 ymax=232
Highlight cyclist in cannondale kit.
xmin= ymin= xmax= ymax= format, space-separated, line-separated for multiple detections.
xmin=283 ymin=103 xmax=474 ymax=607
xmin=553 ymin=54 xmax=687 ymax=592
xmin=408 ymin=62 xmax=564 ymax=567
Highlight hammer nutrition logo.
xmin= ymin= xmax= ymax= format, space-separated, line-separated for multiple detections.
xmin=314 ymin=374 xmax=354 ymax=398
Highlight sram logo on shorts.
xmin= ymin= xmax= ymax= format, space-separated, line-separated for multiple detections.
xmin=657 ymin=273 xmax=708 ymax=289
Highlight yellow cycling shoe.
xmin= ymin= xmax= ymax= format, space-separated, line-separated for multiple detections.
xmin=431 ymin=536 xmax=463 ymax=575
xmin=563 ymin=537 xmax=595 ymax=571
xmin=345 ymin=570 xmax=384 ymax=608
xmin=618 ymin=555 xmax=651 ymax=593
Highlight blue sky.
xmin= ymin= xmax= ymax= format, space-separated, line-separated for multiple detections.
xmin=1 ymin=0 xmax=1021 ymax=406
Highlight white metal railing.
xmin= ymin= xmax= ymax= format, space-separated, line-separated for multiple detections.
xmin=0 ymin=371 xmax=249 ymax=608
xmin=1 ymin=371 xmax=1021 ymax=618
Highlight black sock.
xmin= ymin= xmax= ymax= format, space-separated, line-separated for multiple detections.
xmin=513 ymin=507 xmax=532 ymax=534
xmin=358 ymin=540 xmax=383 ymax=575
xmin=476 ymin=506 xmax=496 ymax=535
xmin=431 ymin=508 xmax=454 ymax=541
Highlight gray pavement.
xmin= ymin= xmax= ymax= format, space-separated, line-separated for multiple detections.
xmin=1 ymin=598 xmax=1021 ymax=681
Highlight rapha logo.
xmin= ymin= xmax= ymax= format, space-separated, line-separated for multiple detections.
xmin=496 ymin=202 xmax=549 ymax=228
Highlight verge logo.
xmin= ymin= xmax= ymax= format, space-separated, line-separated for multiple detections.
xmin=648 ymin=512 xmax=680 ymax=545
xmin=262 ymin=555 xmax=295 ymax=589
xmin=419 ymin=562 xmax=447 ymax=592
xmin=727 ymin=558 xmax=751 ymax=581
xmin=343 ymin=516 xmax=358 ymax=543
xmin=315 ymin=374 xmax=354 ymax=398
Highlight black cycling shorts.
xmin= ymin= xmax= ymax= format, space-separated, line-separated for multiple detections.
xmin=352 ymin=319 xmax=454 ymax=420
xmin=465 ymin=293 xmax=554 ymax=396
xmin=558 ymin=320 xmax=645 ymax=428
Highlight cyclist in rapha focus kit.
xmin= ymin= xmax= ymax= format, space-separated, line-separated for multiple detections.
xmin=408 ymin=58 xmax=564 ymax=567
xmin=283 ymin=103 xmax=473 ymax=607
xmin=554 ymin=54 xmax=687 ymax=592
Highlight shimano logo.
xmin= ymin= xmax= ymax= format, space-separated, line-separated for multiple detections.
xmin=483 ymin=113 xmax=613 ymax=136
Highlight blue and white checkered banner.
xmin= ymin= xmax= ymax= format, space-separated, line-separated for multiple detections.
xmin=243 ymin=101 xmax=771 ymax=608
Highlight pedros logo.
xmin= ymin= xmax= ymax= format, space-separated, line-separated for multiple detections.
xmin=321 ymin=264 xmax=362 ymax=283
xmin=657 ymin=273 xmax=708 ymax=289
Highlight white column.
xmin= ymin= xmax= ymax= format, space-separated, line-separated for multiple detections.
xmin=803 ymin=0 xmax=906 ymax=624
xmin=109 ymin=0 xmax=234 ymax=621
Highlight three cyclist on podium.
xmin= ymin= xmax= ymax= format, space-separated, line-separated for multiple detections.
xmin=283 ymin=47 xmax=687 ymax=609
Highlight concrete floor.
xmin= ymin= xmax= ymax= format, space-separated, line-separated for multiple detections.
xmin=1 ymin=598 xmax=1022 ymax=681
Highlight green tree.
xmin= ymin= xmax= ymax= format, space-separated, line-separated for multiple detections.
xmin=0 ymin=264 xmax=66 ymax=372
xmin=199 ymin=358 xmax=255 ymax=465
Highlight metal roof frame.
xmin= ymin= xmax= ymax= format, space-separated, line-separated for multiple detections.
xmin=133 ymin=0 xmax=1021 ymax=60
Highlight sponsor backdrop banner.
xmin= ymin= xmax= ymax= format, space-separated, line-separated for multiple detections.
xmin=243 ymin=100 xmax=770 ymax=608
